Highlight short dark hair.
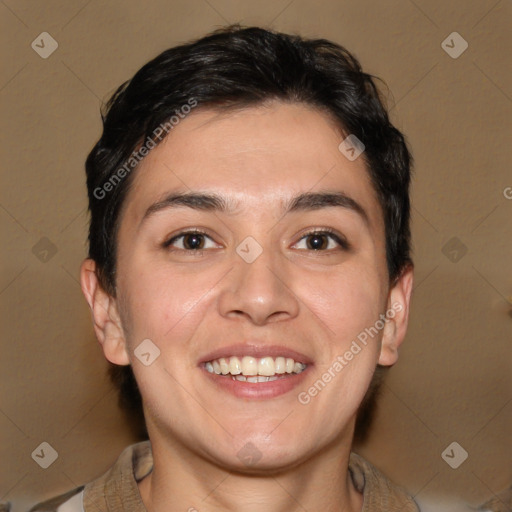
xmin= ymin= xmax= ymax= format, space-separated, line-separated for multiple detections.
xmin=85 ymin=25 xmax=413 ymax=443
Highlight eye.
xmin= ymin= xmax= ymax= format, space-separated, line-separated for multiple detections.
xmin=163 ymin=230 xmax=219 ymax=252
xmin=293 ymin=229 xmax=349 ymax=251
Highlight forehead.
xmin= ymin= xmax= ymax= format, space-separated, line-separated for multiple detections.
xmin=122 ymin=102 xmax=383 ymax=231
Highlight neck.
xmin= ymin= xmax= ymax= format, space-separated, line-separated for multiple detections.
xmin=138 ymin=433 xmax=363 ymax=512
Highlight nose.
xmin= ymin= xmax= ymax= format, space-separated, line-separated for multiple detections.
xmin=217 ymin=242 xmax=300 ymax=326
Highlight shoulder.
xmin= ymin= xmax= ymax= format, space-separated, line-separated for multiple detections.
xmin=28 ymin=487 xmax=84 ymax=512
xmin=349 ymin=452 xmax=420 ymax=511
xmin=28 ymin=441 xmax=152 ymax=512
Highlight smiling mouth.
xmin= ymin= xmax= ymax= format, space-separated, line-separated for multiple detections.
xmin=204 ymin=355 xmax=307 ymax=382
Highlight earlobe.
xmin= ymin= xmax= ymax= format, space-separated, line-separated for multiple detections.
xmin=80 ymin=259 xmax=130 ymax=366
xmin=378 ymin=265 xmax=414 ymax=367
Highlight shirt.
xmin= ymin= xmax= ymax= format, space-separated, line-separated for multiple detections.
xmin=29 ymin=441 xmax=420 ymax=511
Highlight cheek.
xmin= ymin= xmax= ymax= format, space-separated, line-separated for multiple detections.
xmin=296 ymin=263 xmax=385 ymax=347
xmin=117 ymin=259 xmax=219 ymax=350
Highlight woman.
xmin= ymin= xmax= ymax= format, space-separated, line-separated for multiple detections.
xmin=32 ymin=25 xmax=417 ymax=512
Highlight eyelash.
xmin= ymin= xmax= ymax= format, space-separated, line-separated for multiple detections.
xmin=297 ymin=228 xmax=350 ymax=251
xmin=162 ymin=228 xmax=350 ymax=253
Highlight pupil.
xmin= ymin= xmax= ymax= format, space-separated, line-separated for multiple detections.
xmin=185 ymin=234 xmax=203 ymax=250
xmin=308 ymin=235 xmax=326 ymax=250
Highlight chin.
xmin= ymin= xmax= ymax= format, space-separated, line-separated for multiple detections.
xmin=212 ymin=447 xmax=307 ymax=475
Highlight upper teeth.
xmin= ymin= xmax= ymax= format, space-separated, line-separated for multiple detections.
xmin=205 ymin=356 xmax=306 ymax=376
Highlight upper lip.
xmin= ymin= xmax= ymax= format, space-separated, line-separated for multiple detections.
xmin=199 ymin=343 xmax=313 ymax=366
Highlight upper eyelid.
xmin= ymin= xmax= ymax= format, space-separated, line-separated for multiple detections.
xmin=293 ymin=229 xmax=349 ymax=250
xmin=163 ymin=229 xmax=215 ymax=247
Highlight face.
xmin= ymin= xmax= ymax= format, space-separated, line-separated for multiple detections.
xmin=83 ymin=101 xmax=412 ymax=472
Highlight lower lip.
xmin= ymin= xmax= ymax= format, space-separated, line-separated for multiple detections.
xmin=201 ymin=366 xmax=311 ymax=399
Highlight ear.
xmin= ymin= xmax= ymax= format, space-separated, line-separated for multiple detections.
xmin=80 ymin=259 xmax=130 ymax=366
xmin=378 ymin=265 xmax=414 ymax=366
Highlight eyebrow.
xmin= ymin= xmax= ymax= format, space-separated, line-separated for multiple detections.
xmin=140 ymin=190 xmax=370 ymax=227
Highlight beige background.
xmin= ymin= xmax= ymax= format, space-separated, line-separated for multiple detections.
xmin=1 ymin=1 xmax=511 ymax=511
